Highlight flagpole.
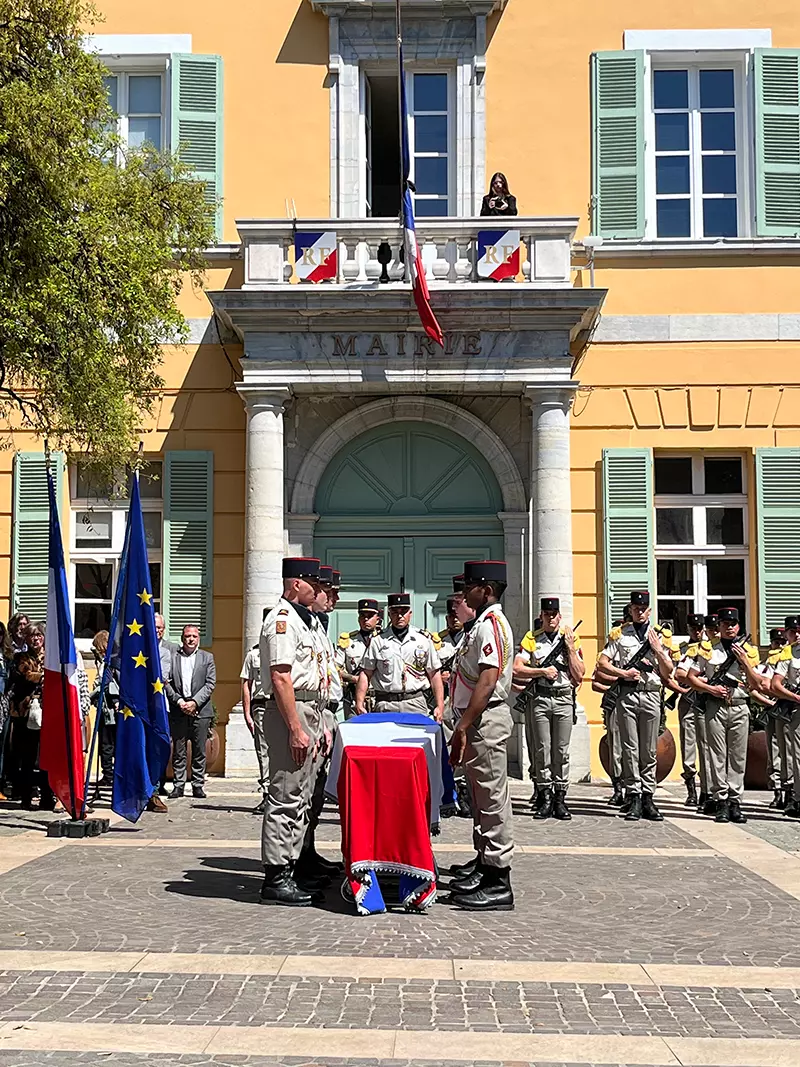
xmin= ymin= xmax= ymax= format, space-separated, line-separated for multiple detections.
xmin=46 ymin=442 xmax=79 ymax=821
xmin=80 ymin=474 xmax=133 ymax=818
xmin=396 ymin=0 xmax=406 ymax=279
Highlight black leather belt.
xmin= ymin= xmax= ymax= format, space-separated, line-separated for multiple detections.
xmin=374 ymin=691 xmax=426 ymax=702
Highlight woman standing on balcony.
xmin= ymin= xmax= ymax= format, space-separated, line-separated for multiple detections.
xmin=481 ymin=173 xmax=518 ymax=217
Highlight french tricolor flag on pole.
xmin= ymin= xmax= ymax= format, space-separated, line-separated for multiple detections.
xmin=40 ymin=465 xmax=84 ymax=819
xmin=398 ymin=26 xmax=443 ymax=347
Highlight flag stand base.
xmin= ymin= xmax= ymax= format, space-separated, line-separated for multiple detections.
xmin=46 ymin=818 xmax=110 ymax=839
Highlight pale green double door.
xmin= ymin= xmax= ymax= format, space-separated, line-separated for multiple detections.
xmin=317 ymin=533 xmax=504 ymax=637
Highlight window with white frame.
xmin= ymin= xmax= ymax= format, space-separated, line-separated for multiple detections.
xmin=71 ymin=461 xmax=163 ymax=646
xmin=650 ymin=63 xmax=745 ymax=239
xmin=361 ymin=69 xmax=452 ymax=218
xmin=103 ymin=70 xmax=166 ymax=154
xmin=654 ymin=454 xmax=748 ymax=636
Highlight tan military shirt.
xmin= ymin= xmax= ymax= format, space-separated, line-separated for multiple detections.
xmin=516 ymin=626 xmax=582 ymax=690
xmin=451 ymin=603 xmax=514 ymax=709
xmin=239 ymin=647 xmax=265 ymax=702
xmin=260 ymin=597 xmax=326 ymax=695
xmin=601 ymin=621 xmax=672 ymax=693
xmin=694 ymin=638 xmax=759 ymax=698
xmin=361 ymin=626 xmax=441 ymax=694
xmin=336 ymin=630 xmax=375 ymax=677
xmin=774 ymin=642 xmax=800 ymax=687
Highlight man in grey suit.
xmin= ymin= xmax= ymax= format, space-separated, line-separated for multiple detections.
xmin=155 ymin=614 xmax=179 ymax=801
xmin=165 ymin=625 xmax=217 ymax=799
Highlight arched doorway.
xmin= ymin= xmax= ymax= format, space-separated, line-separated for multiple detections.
xmin=314 ymin=421 xmax=505 ymax=634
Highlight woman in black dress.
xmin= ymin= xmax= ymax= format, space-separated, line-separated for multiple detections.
xmin=480 ymin=172 xmax=518 ymax=217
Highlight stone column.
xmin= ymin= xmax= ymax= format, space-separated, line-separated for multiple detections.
xmin=526 ymin=384 xmax=590 ymax=782
xmin=226 ymin=384 xmax=289 ymax=779
xmin=500 ymin=512 xmax=528 ymax=780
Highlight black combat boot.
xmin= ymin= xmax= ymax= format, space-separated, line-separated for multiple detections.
xmin=259 ymin=865 xmax=313 ymax=906
xmin=714 ymin=798 xmax=731 ymax=823
xmin=553 ymin=788 xmax=572 ymax=821
xmin=784 ymin=798 xmax=800 ymax=819
xmin=769 ymin=788 xmax=782 ymax=809
xmin=450 ymin=865 xmax=514 ymax=912
xmin=297 ymin=845 xmax=343 ymax=878
xmin=607 ymin=777 xmax=625 ymax=807
xmin=781 ymin=786 xmax=793 ymax=810
xmin=449 ymin=854 xmax=480 ymax=877
xmin=449 ymin=864 xmax=484 ymax=893
xmin=533 ymin=787 xmax=554 ymax=820
xmin=684 ymin=776 xmax=698 ymax=808
xmin=728 ymin=795 xmax=747 ymax=824
xmin=703 ymin=795 xmax=718 ymax=816
xmin=696 ymin=789 xmax=708 ymax=812
xmin=624 ymin=793 xmax=643 ymax=821
xmin=642 ymin=792 xmax=664 ymax=822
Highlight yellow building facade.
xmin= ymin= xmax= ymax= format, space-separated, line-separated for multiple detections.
xmin=5 ymin=1 xmax=800 ymax=778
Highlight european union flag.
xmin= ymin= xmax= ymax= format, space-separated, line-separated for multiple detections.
xmin=111 ymin=473 xmax=171 ymax=822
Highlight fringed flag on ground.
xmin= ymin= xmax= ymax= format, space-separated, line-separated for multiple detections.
xmin=110 ymin=473 xmax=171 ymax=822
xmin=40 ymin=467 xmax=85 ymax=818
xmin=399 ymin=36 xmax=444 ymax=347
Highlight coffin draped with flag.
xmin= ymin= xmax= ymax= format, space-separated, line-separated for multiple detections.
xmin=110 ymin=475 xmax=171 ymax=822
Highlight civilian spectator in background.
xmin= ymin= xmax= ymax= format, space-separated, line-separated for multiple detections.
xmin=155 ymin=614 xmax=177 ymax=680
xmin=165 ymin=626 xmax=216 ymax=799
xmin=0 ymin=621 xmax=14 ymax=800
xmin=7 ymin=623 xmax=53 ymax=810
xmin=8 ymin=614 xmax=30 ymax=655
xmin=480 ymin=172 xmax=518 ymax=217
xmin=90 ymin=630 xmax=118 ymax=791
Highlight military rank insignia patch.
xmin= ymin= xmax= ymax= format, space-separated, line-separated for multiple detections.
xmin=276 ymin=621 xmax=287 ymax=634
xmin=483 ymin=643 xmax=493 ymax=656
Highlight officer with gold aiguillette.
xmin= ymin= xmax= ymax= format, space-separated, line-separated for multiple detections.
xmin=597 ymin=591 xmax=675 ymax=823
xmin=336 ymin=598 xmax=382 ymax=718
xmin=356 ymin=592 xmax=444 ymax=719
xmin=513 ymin=596 xmax=584 ymax=821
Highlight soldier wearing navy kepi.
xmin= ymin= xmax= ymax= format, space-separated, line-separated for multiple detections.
xmin=259 ymin=557 xmax=327 ymax=906
xmin=688 ymin=606 xmax=762 ymax=823
xmin=598 ymin=591 xmax=676 ymax=823
xmin=337 ymin=598 xmax=382 ymax=718
xmin=356 ymin=593 xmax=444 ymax=718
xmin=448 ymin=560 xmax=515 ymax=911
xmin=770 ymin=615 xmax=800 ymax=819
xmin=513 ymin=597 xmax=584 ymax=821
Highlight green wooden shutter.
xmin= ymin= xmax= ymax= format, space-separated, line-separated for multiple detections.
xmin=170 ymin=54 xmax=224 ymax=239
xmin=755 ymin=49 xmax=800 ymax=237
xmin=602 ymin=448 xmax=654 ymax=633
xmin=163 ymin=451 xmax=214 ymax=645
xmin=755 ymin=448 xmax=800 ymax=643
xmin=12 ymin=452 xmax=65 ymax=620
xmin=591 ymin=50 xmax=645 ymax=239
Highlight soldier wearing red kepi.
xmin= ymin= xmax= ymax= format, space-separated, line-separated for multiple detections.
xmin=448 ymin=560 xmax=515 ymax=911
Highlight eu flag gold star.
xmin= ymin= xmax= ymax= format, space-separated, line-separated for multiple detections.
xmin=137 ymin=588 xmax=153 ymax=606
xmin=127 ymin=618 xmax=143 ymax=636
xmin=121 ymin=707 xmax=134 ymax=719
xmin=132 ymin=651 xmax=147 ymax=668
xmin=152 ymin=678 xmax=164 ymax=695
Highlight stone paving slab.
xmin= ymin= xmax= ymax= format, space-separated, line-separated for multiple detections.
xmin=2 ymin=972 xmax=800 ymax=1038
xmin=0 ymin=1056 xmax=667 ymax=1067
xmin=728 ymin=813 xmax=800 ymax=854
xmin=1 ymin=846 xmax=799 ymax=966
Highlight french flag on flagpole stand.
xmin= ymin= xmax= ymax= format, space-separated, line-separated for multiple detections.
xmin=40 ymin=466 xmax=85 ymax=818
xmin=399 ymin=43 xmax=444 ymax=348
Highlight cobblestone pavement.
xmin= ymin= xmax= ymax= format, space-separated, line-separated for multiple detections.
xmin=2 ymin=971 xmax=800 ymax=1038
xmin=0 ymin=1058 xmax=637 ymax=1067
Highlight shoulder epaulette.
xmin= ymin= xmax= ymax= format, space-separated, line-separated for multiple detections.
xmin=699 ymin=639 xmax=713 ymax=655
xmin=420 ymin=628 xmax=442 ymax=650
xmin=438 ymin=628 xmax=450 ymax=641
xmin=337 ymin=632 xmax=351 ymax=650
xmin=686 ymin=641 xmax=699 ymax=658
xmin=278 ymin=608 xmax=289 ymax=616
xmin=743 ymin=642 xmax=760 ymax=666
xmin=520 ymin=631 xmax=537 ymax=653
xmin=777 ymin=645 xmax=793 ymax=662
xmin=608 ymin=626 xmax=623 ymax=642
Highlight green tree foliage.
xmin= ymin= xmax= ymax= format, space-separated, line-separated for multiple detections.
xmin=0 ymin=0 xmax=214 ymax=473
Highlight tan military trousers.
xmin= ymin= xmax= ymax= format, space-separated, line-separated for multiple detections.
xmin=705 ymin=698 xmax=748 ymax=801
xmin=252 ymin=702 xmax=269 ymax=796
xmin=766 ymin=716 xmax=793 ymax=791
xmin=529 ymin=690 xmax=573 ymax=789
xmin=617 ymin=688 xmax=661 ymax=795
xmin=677 ymin=696 xmax=697 ymax=778
xmin=788 ymin=710 xmax=800 ymax=803
xmin=695 ymin=705 xmax=710 ymax=794
xmin=261 ymin=700 xmax=322 ymax=867
xmin=462 ymin=704 xmax=514 ymax=869
xmin=606 ymin=702 xmax=623 ymax=779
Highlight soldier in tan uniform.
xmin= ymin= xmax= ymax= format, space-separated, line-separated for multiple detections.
xmin=672 ymin=613 xmax=705 ymax=808
xmin=598 ymin=591 xmax=675 ymax=823
xmin=754 ymin=627 xmax=790 ymax=809
xmin=448 ymin=560 xmax=515 ymax=911
xmin=513 ymin=597 xmax=583 ymax=821
xmin=337 ymin=598 xmax=382 ymax=718
xmin=259 ymin=557 xmax=328 ymax=906
xmin=688 ymin=606 xmax=762 ymax=824
xmin=356 ymin=592 xmax=444 ymax=719
xmin=771 ymin=615 xmax=800 ymax=819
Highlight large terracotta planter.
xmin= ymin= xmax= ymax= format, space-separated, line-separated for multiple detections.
xmin=745 ymin=729 xmax=769 ymax=790
xmin=599 ymin=727 xmax=676 ymax=783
